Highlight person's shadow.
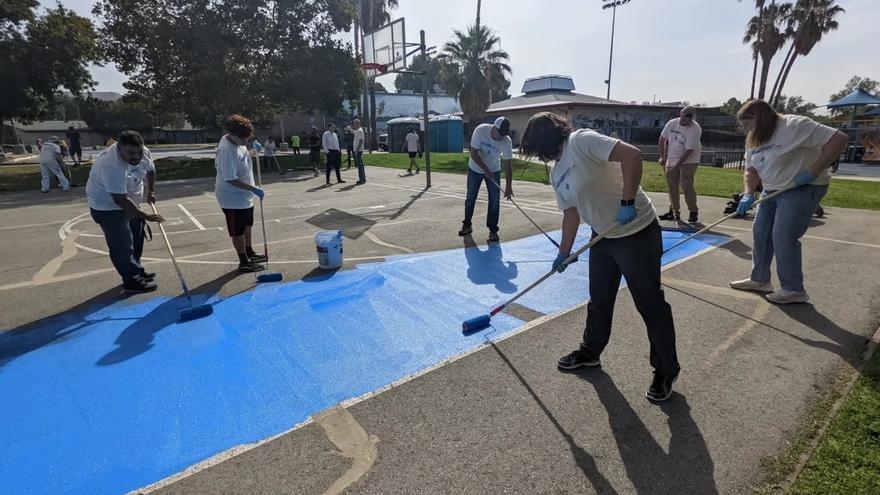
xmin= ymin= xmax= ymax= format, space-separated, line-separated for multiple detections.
xmin=462 ymin=234 xmax=518 ymax=294
xmin=95 ymin=270 xmax=240 ymax=366
xmin=777 ymin=303 xmax=868 ymax=364
xmin=577 ymin=370 xmax=719 ymax=495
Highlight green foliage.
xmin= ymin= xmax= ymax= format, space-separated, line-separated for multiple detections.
xmin=720 ymin=97 xmax=744 ymax=116
xmin=0 ymin=5 xmax=100 ymax=136
xmin=79 ymin=97 xmax=154 ymax=135
xmin=394 ymin=53 xmax=450 ymax=94
xmin=94 ymin=0 xmax=362 ymax=129
xmin=828 ymin=75 xmax=880 ymax=116
xmin=774 ymin=95 xmax=818 ymax=116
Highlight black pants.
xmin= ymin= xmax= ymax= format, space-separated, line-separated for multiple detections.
xmin=325 ymin=150 xmax=342 ymax=182
xmin=309 ymin=148 xmax=321 ymax=167
xmin=129 ymin=216 xmax=151 ymax=277
xmin=90 ymin=209 xmax=144 ymax=283
xmin=292 ymin=146 xmax=300 ymax=155
xmin=582 ymin=220 xmax=680 ymax=377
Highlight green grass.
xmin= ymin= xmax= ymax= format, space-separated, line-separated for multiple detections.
xmin=789 ymin=350 xmax=880 ymax=494
xmin=3 ymin=151 xmax=879 ymax=212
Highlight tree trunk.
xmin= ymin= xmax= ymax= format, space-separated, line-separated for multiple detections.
xmin=750 ymin=53 xmax=759 ymax=100
xmin=770 ymin=43 xmax=794 ymax=106
xmin=774 ymin=52 xmax=798 ymax=108
xmin=750 ymin=5 xmax=763 ymax=99
xmin=757 ymin=53 xmax=772 ymax=100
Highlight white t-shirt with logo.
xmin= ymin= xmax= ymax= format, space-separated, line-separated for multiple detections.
xmin=125 ymin=147 xmax=155 ymax=204
xmin=39 ymin=142 xmax=61 ymax=164
xmin=468 ymin=123 xmax=513 ymax=173
xmin=405 ymin=133 xmax=420 ymax=152
xmin=87 ymin=144 xmax=144 ymax=211
xmin=746 ymin=115 xmax=837 ymax=191
xmin=214 ymin=136 xmax=255 ymax=210
xmin=551 ymin=129 xmax=655 ymax=239
xmin=660 ymin=117 xmax=702 ymax=167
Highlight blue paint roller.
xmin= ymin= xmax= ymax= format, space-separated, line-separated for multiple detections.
xmin=150 ymin=203 xmax=214 ymax=322
xmin=252 ymin=141 xmax=283 ymax=283
xmin=661 ymin=185 xmax=793 ymax=255
xmin=462 ymin=223 xmax=618 ymax=333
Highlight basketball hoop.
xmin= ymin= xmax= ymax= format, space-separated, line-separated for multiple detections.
xmin=361 ymin=63 xmax=387 ymax=79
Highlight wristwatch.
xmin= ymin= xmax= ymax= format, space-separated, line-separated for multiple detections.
xmin=620 ymin=199 xmax=635 ymax=206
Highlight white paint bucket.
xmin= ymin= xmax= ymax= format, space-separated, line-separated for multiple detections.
xmin=315 ymin=230 xmax=344 ymax=269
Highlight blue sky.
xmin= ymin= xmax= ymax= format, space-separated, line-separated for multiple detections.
xmin=52 ymin=0 xmax=876 ymax=108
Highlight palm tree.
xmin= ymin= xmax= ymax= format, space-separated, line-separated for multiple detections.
xmin=743 ymin=2 xmax=792 ymax=100
xmin=439 ymin=24 xmax=511 ymax=126
xmin=771 ymin=0 xmax=844 ymax=105
xmin=739 ymin=0 xmax=767 ymax=99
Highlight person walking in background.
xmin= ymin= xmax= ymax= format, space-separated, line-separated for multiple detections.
xmin=290 ymin=132 xmax=301 ymax=155
xmin=322 ymin=123 xmax=345 ymax=186
xmin=39 ymin=136 xmax=70 ymax=193
xmin=264 ymin=137 xmax=284 ymax=175
xmin=308 ymin=127 xmax=321 ymax=177
xmin=730 ymin=100 xmax=847 ymax=304
xmin=86 ymin=130 xmax=165 ymax=293
xmin=214 ymin=114 xmax=267 ymax=274
xmin=458 ymin=117 xmax=514 ymax=243
xmin=344 ymin=125 xmax=355 ymax=169
xmin=66 ymin=125 xmax=83 ymax=167
xmin=519 ymin=111 xmax=681 ymax=402
xmin=658 ymin=106 xmax=702 ymax=223
xmin=404 ymin=127 xmax=421 ymax=174
xmin=352 ymin=119 xmax=366 ymax=184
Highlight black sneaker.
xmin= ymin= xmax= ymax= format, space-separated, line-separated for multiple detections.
xmin=658 ymin=209 xmax=680 ymax=221
xmin=247 ymin=252 xmax=268 ymax=263
xmin=123 ymin=278 xmax=158 ymax=294
xmin=238 ymin=262 xmax=266 ymax=273
xmin=646 ymin=371 xmax=678 ymax=402
xmin=814 ymin=205 xmax=825 ymax=218
xmin=557 ymin=348 xmax=601 ymax=370
xmin=138 ymin=272 xmax=156 ymax=281
xmin=487 ymin=232 xmax=500 ymax=243
xmin=688 ymin=211 xmax=699 ymax=223
xmin=458 ymin=224 xmax=473 ymax=236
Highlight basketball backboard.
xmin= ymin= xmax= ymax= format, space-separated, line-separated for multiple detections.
xmin=362 ymin=18 xmax=406 ymax=77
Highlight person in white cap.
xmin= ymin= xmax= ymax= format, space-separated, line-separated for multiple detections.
xmin=38 ymin=136 xmax=70 ymax=193
xmin=658 ymin=106 xmax=702 ymax=223
xmin=458 ymin=116 xmax=514 ymax=243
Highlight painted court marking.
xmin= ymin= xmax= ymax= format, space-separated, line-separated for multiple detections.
xmin=177 ymin=204 xmax=206 ymax=230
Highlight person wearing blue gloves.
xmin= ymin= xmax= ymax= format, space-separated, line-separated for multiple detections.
xmin=519 ymin=112 xmax=680 ymax=402
xmin=214 ymin=114 xmax=267 ymax=273
xmin=730 ymin=100 xmax=847 ymax=304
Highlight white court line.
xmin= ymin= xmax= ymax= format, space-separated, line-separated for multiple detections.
xmin=368 ymin=181 xmax=562 ymax=216
xmin=0 ymin=219 xmax=68 ymax=231
xmin=715 ymin=224 xmax=880 ymax=250
xmin=132 ymin=241 xmax=727 ymax=494
xmin=177 ymin=204 xmax=206 ymax=230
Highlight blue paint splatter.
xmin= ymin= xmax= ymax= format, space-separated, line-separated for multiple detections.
xmin=0 ymin=226 xmax=727 ymax=494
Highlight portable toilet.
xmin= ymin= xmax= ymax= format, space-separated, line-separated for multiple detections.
xmin=386 ymin=117 xmax=422 ymax=153
xmin=429 ymin=115 xmax=464 ymax=152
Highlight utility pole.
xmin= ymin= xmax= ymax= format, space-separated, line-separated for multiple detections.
xmin=420 ymin=30 xmax=431 ymax=188
xmin=602 ymin=0 xmax=631 ymax=100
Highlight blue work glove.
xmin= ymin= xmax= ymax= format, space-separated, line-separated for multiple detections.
xmin=735 ymin=194 xmax=755 ymax=216
xmin=252 ymin=140 xmax=262 ymax=153
xmin=553 ymin=252 xmax=578 ymax=273
xmin=253 ymin=187 xmax=265 ymax=200
xmin=616 ymin=204 xmax=637 ymax=225
xmin=793 ymin=170 xmax=816 ymax=187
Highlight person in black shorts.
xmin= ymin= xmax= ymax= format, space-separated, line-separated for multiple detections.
xmin=66 ymin=126 xmax=83 ymax=166
xmin=308 ymin=127 xmax=322 ymax=176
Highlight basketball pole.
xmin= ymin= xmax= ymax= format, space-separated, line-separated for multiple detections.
xmin=420 ymin=29 xmax=431 ymax=188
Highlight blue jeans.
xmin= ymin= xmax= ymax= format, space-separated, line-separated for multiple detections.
xmin=463 ymin=169 xmax=501 ymax=233
xmin=90 ymin=208 xmax=145 ymax=283
xmin=354 ymin=151 xmax=365 ymax=183
xmin=751 ymin=184 xmax=828 ymax=292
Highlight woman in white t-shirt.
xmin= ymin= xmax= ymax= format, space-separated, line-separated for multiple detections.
xmin=730 ymin=100 xmax=847 ymax=304
xmin=520 ymin=112 xmax=680 ymax=403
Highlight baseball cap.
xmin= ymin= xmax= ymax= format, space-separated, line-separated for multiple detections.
xmin=493 ymin=117 xmax=510 ymax=136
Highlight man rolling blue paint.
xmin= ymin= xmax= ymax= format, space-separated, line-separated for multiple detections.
xmin=458 ymin=116 xmax=514 ymax=243
xmin=86 ymin=130 xmax=165 ymax=293
xmin=520 ymin=112 xmax=680 ymax=402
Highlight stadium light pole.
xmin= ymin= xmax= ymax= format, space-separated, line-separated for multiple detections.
xmin=602 ymin=0 xmax=631 ymax=100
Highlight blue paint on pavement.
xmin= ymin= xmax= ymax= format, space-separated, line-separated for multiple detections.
xmin=0 ymin=226 xmax=727 ymax=494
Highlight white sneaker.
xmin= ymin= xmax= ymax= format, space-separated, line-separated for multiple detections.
xmin=729 ymin=278 xmax=773 ymax=293
xmin=766 ymin=290 xmax=809 ymax=305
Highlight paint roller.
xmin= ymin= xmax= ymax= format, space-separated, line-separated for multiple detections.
xmin=251 ymin=140 xmax=283 ymax=283
xmin=462 ymin=223 xmax=618 ymax=333
xmin=150 ymin=203 xmax=214 ymax=322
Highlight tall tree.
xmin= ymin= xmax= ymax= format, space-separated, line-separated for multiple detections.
xmin=720 ymin=97 xmax=745 ymax=115
xmin=394 ymin=54 xmax=447 ymax=93
xmin=439 ymin=24 xmax=511 ymax=125
xmin=743 ymin=2 xmax=792 ymax=100
xmin=0 ymin=4 xmax=100 ymax=144
xmin=739 ymin=0 xmax=766 ymax=99
xmin=771 ymin=0 xmax=844 ymax=105
xmin=96 ymin=0 xmax=361 ymax=129
xmin=773 ymin=94 xmax=817 ymax=116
